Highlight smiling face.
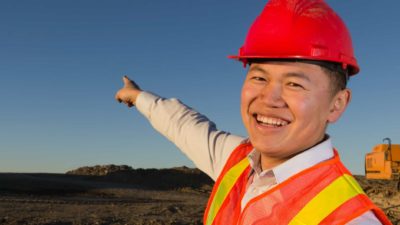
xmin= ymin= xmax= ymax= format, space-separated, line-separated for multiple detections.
xmin=241 ymin=61 xmax=350 ymax=168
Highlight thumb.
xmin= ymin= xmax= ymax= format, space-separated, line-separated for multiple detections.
xmin=123 ymin=75 xmax=131 ymax=87
xmin=122 ymin=75 xmax=141 ymax=90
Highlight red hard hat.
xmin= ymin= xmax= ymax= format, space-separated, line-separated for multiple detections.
xmin=229 ymin=0 xmax=359 ymax=75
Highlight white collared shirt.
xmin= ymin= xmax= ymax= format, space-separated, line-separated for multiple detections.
xmin=242 ymin=139 xmax=334 ymax=209
xmin=136 ymin=91 xmax=382 ymax=225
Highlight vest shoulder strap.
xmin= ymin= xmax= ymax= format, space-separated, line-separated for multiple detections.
xmin=204 ymin=142 xmax=253 ymax=225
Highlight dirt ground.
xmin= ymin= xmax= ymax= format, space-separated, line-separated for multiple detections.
xmin=0 ymin=168 xmax=211 ymax=225
xmin=0 ymin=189 xmax=207 ymax=225
xmin=0 ymin=168 xmax=398 ymax=225
xmin=355 ymin=175 xmax=400 ymax=224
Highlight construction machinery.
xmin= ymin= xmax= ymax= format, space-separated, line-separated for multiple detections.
xmin=365 ymin=138 xmax=400 ymax=180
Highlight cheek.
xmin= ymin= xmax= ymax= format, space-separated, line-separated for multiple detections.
xmin=241 ymin=85 xmax=257 ymax=111
xmin=290 ymin=95 xmax=331 ymax=125
xmin=240 ymin=85 xmax=257 ymax=125
xmin=286 ymin=94 xmax=315 ymax=120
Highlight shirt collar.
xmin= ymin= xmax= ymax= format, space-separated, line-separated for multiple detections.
xmin=247 ymin=137 xmax=334 ymax=184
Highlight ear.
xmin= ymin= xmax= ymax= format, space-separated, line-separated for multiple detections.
xmin=327 ymin=88 xmax=351 ymax=123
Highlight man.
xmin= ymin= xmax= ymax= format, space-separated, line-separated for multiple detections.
xmin=115 ymin=0 xmax=391 ymax=224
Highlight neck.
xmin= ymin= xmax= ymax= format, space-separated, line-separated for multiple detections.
xmin=260 ymin=155 xmax=289 ymax=171
xmin=259 ymin=135 xmax=328 ymax=171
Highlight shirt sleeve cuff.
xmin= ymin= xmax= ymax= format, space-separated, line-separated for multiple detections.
xmin=135 ymin=91 xmax=160 ymax=119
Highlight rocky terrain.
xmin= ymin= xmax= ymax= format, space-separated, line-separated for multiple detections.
xmin=0 ymin=165 xmax=398 ymax=225
xmin=355 ymin=175 xmax=400 ymax=224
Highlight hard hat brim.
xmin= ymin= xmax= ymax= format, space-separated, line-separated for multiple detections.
xmin=228 ymin=55 xmax=360 ymax=76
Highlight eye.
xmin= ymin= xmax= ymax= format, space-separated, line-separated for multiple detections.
xmin=250 ymin=76 xmax=266 ymax=82
xmin=287 ymin=82 xmax=305 ymax=89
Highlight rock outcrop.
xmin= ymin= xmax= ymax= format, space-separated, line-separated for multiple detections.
xmin=66 ymin=164 xmax=133 ymax=176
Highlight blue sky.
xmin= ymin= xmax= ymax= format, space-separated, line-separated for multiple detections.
xmin=0 ymin=1 xmax=399 ymax=175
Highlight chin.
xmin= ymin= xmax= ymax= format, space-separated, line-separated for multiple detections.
xmin=251 ymin=140 xmax=283 ymax=155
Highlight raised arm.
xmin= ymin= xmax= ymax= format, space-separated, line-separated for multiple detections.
xmin=115 ymin=76 xmax=245 ymax=180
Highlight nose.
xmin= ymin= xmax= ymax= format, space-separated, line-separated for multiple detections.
xmin=259 ymin=83 xmax=287 ymax=108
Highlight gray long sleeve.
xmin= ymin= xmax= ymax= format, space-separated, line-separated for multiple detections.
xmin=136 ymin=91 xmax=245 ymax=180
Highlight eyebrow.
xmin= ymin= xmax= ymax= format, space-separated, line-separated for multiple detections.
xmin=248 ymin=65 xmax=268 ymax=74
xmin=284 ymin=72 xmax=311 ymax=82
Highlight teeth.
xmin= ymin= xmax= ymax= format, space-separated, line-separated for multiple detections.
xmin=256 ymin=115 xmax=288 ymax=126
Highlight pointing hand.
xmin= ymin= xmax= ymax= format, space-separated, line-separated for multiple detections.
xmin=115 ymin=76 xmax=142 ymax=107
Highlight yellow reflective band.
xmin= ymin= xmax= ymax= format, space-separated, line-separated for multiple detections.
xmin=288 ymin=174 xmax=365 ymax=225
xmin=206 ymin=157 xmax=250 ymax=225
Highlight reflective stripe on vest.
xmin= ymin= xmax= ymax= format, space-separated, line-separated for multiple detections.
xmin=205 ymin=157 xmax=250 ymax=225
xmin=288 ymin=174 xmax=364 ymax=225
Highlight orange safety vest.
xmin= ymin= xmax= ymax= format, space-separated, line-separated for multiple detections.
xmin=204 ymin=143 xmax=392 ymax=225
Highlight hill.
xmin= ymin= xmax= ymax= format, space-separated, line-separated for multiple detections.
xmin=0 ymin=165 xmax=398 ymax=224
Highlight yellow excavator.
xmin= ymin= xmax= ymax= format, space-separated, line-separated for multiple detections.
xmin=365 ymin=138 xmax=400 ymax=180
